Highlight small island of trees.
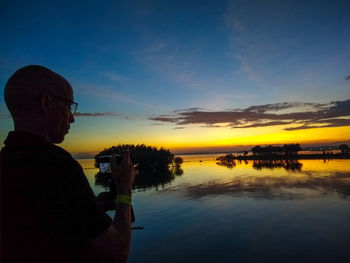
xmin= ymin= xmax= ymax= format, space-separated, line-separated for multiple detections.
xmin=251 ymin=144 xmax=302 ymax=157
xmin=339 ymin=144 xmax=350 ymax=154
xmin=95 ymin=144 xmax=183 ymax=190
xmin=216 ymin=143 xmax=350 ymax=168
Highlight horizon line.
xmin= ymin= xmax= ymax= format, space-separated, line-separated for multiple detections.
xmin=71 ymin=140 xmax=350 ymax=158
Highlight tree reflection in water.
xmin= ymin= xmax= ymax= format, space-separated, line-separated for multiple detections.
xmin=217 ymin=158 xmax=303 ymax=172
xmin=216 ymin=161 xmax=236 ymax=168
xmin=252 ymin=159 xmax=303 ymax=172
xmin=216 ymin=154 xmax=236 ymax=168
xmin=95 ymin=166 xmax=183 ymax=191
xmin=159 ymin=170 xmax=350 ymax=200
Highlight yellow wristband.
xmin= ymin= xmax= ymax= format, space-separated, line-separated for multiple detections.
xmin=116 ymin=195 xmax=132 ymax=206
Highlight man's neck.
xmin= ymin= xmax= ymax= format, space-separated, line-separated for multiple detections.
xmin=14 ymin=122 xmax=51 ymax=143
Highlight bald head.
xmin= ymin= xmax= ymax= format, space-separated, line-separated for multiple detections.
xmin=4 ymin=65 xmax=72 ymax=118
xmin=4 ymin=65 xmax=75 ymax=143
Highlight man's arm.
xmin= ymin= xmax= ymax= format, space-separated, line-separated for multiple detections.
xmin=96 ymin=192 xmax=116 ymax=211
xmin=90 ymin=152 xmax=135 ymax=263
xmin=90 ymin=203 xmax=131 ymax=263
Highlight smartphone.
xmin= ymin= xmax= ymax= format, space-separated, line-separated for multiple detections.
xmin=97 ymin=154 xmax=123 ymax=173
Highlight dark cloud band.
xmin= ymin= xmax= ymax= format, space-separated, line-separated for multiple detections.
xmin=74 ymin=112 xmax=121 ymax=117
xmin=149 ymin=99 xmax=350 ymax=131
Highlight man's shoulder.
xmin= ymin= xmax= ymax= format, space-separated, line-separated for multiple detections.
xmin=2 ymin=131 xmax=80 ymax=171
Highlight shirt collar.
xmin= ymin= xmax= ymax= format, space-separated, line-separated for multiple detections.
xmin=4 ymin=131 xmax=53 ymax=148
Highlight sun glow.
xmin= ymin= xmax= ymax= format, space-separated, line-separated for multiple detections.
xmin=61 ymin=123 xmax=349 ymax=154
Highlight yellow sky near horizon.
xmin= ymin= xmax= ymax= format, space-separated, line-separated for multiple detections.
xmin=61 ymin=124 xmax=350 ymax=154
xmin=1 ymin=115 xmax=348 ymax=154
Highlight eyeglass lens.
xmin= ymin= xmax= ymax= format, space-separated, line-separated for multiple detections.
xmin=70 ymin=103 xmax=78 ymax=114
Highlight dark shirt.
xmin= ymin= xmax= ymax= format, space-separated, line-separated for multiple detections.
xmin=0 ymin=131 xmax=112 ymax=263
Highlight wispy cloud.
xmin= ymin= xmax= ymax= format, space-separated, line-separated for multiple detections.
xmin=143 ymin=42 xmax=166 ymax=53
xmin=76 ymin=84 xmax=167 ymax=111
xmin=174 ymin=107 xmax=207 ymax=113
xmin=103 ymin=72 xmax=129 ymax=84
xmin=135 ymin=41 xmax=217 ymax=92
xmin=149 ymin=99 xmax=350 ymax=131
xmin=136 ymin=43 xmax=200 ymax=89
xmin=238 ymin=56 xmax=268 ymax=88
xmin=75 ymin=112 xmax=124 ymax=118
xmin=224 ymin=1 xmax=272 ymax=88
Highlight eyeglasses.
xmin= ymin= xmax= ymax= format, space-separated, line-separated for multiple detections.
xmin=50 ymin=94 xmax=78 ymax=115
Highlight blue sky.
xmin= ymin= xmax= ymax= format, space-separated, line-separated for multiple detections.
xmin=1 ymin=0 xmax=349 ymax=153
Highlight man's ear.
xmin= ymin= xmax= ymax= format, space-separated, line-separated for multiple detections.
xmin=40 ymin=93 xmax=53 ymax=117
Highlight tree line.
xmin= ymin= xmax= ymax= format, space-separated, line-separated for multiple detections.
xmin=251 ymin=144 xmax=302 ymax=156
xmin=339 ymin=144 xmax=349 ymax=154
xmin=251 ymin=143 xmax=350 ymax=156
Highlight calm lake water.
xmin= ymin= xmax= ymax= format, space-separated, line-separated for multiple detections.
xmin=78 ymin=155 xmax=350 ymax=263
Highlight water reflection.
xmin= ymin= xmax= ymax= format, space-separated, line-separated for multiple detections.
xmin=161 ymin=158 xmax=350 ymax=200
xmin=95 ymin=166 xmax=183 ymax=191
xmin=162 ymin=171 xmax=350 ymax=200
xmin=79 ymin=158 xmax=350 ymax=263
xmin=220 ymin=174 xmax=345 ymax=198
xmin=251 ymin=159 xmax=303 ymax=172
xmin=216 ymin=160 xmax=236 ymax=168
xmin=87 ymin=157 xmax=350 ymax=200
xmin=217 ymin=159 xmax=303 ymax=172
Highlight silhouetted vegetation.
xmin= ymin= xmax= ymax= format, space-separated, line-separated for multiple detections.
xmin=217 ymin=143 xmax=350 ymax=164
xmin=174 ymin=156 xmax=183 ymax=168
xmin=94 ymin=144 xmax=183 ymax=190
xmin=216 ymin=154 xmax=236 ymax=168
xmin=252 ymin=160 xmax=303 ymax=172
xmin=216 ymin=156 xmax=302 ymax=171
xmin=251 ymin=144 xmax=301 ymax=157
xmin=339 ymin=144 xmax=350 ymax=154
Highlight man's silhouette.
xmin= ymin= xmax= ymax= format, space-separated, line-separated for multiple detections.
xmin=0 ymin=65 xmax=135 ymax=263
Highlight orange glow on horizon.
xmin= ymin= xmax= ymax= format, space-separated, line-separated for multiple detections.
xmin=61 ymin=125 xmax=350 ymax=154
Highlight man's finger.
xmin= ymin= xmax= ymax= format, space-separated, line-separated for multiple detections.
xmin=123 ymin=150 xmax=131 ymax=163
xmin=111 ymin=154 xmax=118 ymax=170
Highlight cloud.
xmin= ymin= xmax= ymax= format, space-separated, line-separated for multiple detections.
xmin=135 ymin=41 xmax=222 ymax=93
xmin=76 ymin=84 xmax=169 ymax=111
xmin=243 ymin=102 xmax=325 ymax=113
xmin=149 ymin=115 xmax=179 ymax=123
xmin=149 ymin=99 xmax=350 ymax=131
xmin=237 ymin=55 xmax=269 ymax=88
xmin=285 ymin=118 xmax=350 ymax=131
xmin=144 ymin=42 xmax=166 ymax=53
xmin=104 ymin=72 xmax=129 ymax=84
xmin=174 ymin=107 xmax=207 ymax=113
xmin=75 ymin=112 xmax=119 ymax=117
xmin=74 ymin=112 xmax=131 ymax=119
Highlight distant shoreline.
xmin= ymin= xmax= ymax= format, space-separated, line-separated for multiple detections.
xmin=75 ymin=152 xmax=350 ymax=160
xmin=219 ymin=153 xmax=350 ymax=160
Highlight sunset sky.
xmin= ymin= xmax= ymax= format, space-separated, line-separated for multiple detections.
xmin=0 ymin=0 xmax=349 ymax=155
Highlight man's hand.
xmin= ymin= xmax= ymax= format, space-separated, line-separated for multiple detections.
xmin=96 ymin=192 xmax=115 ymax=211
xmin=91 ymin=151 xmax=135 ymax=263
xmin=111 ymin=151 xmax=136 ymax=196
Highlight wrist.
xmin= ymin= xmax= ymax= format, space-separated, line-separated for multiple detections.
xmin=116 ymin=181 xmax=132 ymax=196
xmin=116 ymin=186 xmax=132 ymax=196
xmin=116 ymin=194 xmax=132 ymax=206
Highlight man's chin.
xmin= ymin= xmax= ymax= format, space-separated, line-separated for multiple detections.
xmin=52 ymin=134 xmax=66 ymax=144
